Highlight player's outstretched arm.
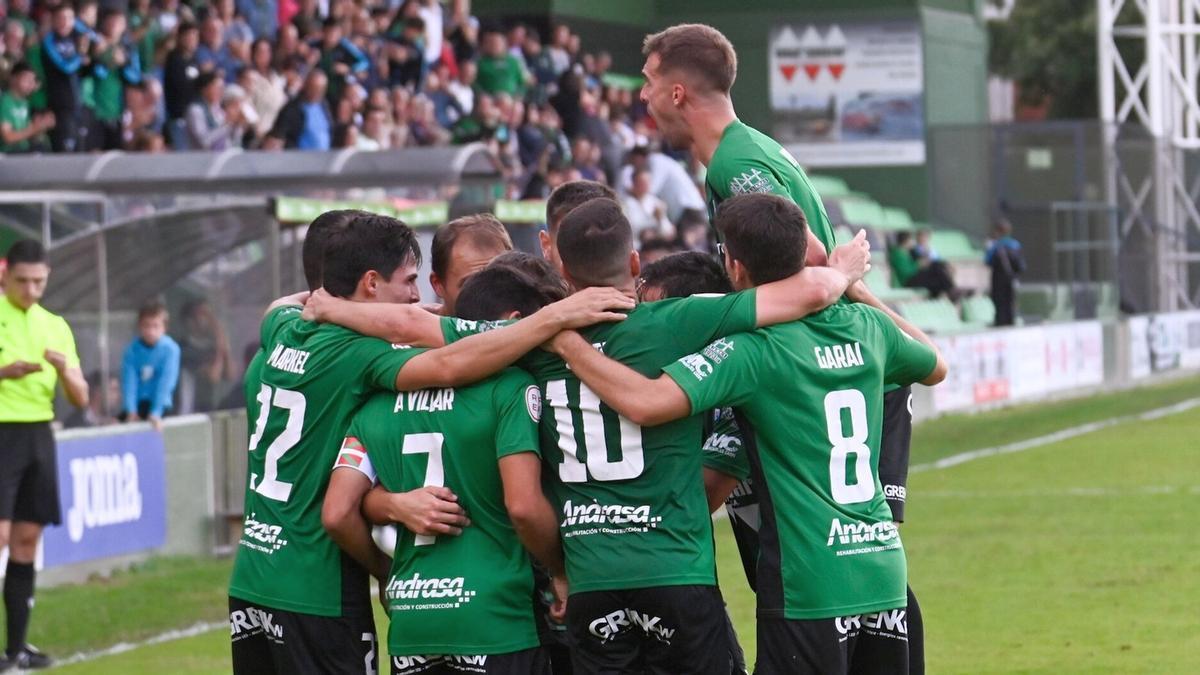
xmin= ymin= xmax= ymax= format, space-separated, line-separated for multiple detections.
xmin=753 ymin=230 xmax=871 ymax=327
xmin=322 ymin=469 xmax=392 ymax=583
xmin=361 ymin=484 xmax=470 ymax=536
xmin=393 ymin=288 xmax=635 ymax=391
xmin=847 ymin=281 xmax=948 ymax=385
xmin=304 ymin=289 xmax=448 ymax=347
xmin=265 ymin=290 xmax=310 ymax=315
xmin=548 ymin=331 xmax=692 ymax=427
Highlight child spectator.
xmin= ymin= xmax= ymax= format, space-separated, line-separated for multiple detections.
xmin=120 ymin=301 xmax=181 ymax=430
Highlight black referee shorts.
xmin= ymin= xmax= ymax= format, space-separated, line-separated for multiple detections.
xmin=0 ymin=422 xmax=62 ymax=525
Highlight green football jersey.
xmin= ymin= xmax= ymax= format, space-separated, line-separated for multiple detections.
xmin=229 ymin=305 xmax=418 ymax=617
xmin=441 ymin=291 xmax=758 ymax=594
xmin=705 ymin=119 xmax=836 ymax=253
xmin=663 ymin=304 xmax=937 ymax=620
xmin=341 ymin=367 xmax=543 ymax=656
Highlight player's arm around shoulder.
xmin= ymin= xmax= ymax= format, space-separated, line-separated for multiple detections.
xmin=847 ymin=283 xmax=947 ymax=386
xmin=546 ymin=330 xmax=691 ymax=427
xmin=753 ymin=229 xmax=871 ymax=327
xmin=303 ymin=288 xmax=447 ymax=347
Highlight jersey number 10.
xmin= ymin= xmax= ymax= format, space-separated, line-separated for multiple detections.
xmin=545 ymin=379 xmax=645 ymax=483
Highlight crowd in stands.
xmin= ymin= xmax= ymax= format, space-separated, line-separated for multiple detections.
xmin=0 ymin=0 xmax=714 ymax=253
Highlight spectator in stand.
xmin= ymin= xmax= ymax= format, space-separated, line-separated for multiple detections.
xmin=425 ymin=65 xmax=463 ymax=128
xmin=356 ymin=104 xmax=388 ymax=150
xmin=163 ymin=21 xmax=202 ymax=142
xmin=0 ymin=22 xmax=29 ymax=91
xmin=88 ymin=9 xmax=143 ymax=151
xmin=4 ymin=0 xmax=36 ymax=40
xmin=621 ymin=167 xmax=673 ymax=240
xmin=123 ymin=79 xmax=163 ymax=145
xmin=383 ymin=15 xmax=425 ymax=90
xmin=677 ymin=208 xmax=714 ymax=253
xmin=267 ymin=68 xmax=332 ymax=149
xmin=547 ymin=23 xmax=571 ymax=76
xmin=176 ymin=298 xmax=235 ymax=414
xmin=521 ymin=29 xmax=556 ymax=105
xmin=1 ymin=62 xmax=54 ymax=153
xmin=890 ymin=231 xmax=959 ymax=300
xmin=447 ymin=57 xmax=476 ymax=115
xmin=41 ymin=3 xmax=91 ymax=152
xmin=571 ymin=136 xmax=605 ymax=183
xmin=636 ymin=237 xmax=680 ymax=266
xmin=237 ymin=0 xmax=278 ymax=41
xmin=416 ymin=0 xmax=444 ymax=66
xmin=184 ymin=72 xmax=246 ymax=149
xmin=119 ymin=301 xmax=180 ymax=430
xmin=476 ymin=30 xmax=527 ymax=98
xmin=194 ymin=15 xmax=226 ymax=74
xmin=291 ymin=0 xmax=323 ymax=40
xmin=986 ymin=218 xmax=1025 ymax=327
xmin=239 ymin=39 xmax=288 ymax=138
xmin=913 ymin=227 xmax=939 ymax=261
xmin=331 ymin=121 xmax=356 ymax=148
xmin=618 ymin=145 xmax=707 ymax=222
xmin=313 ymin=17 xmax=369 ymax=105
xmin=451 ymin=92 xmax=505 ymax=144
xmin=407 ymin=93 xmax=450 ymax=147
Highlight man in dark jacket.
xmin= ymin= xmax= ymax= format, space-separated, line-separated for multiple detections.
xmin=986 ymin=218 xmax=1025 ymax=327
xmin=267 ymin=69 xmax=332 ymax=150
xmin=41 ymin=4 xmax=92 ymax=152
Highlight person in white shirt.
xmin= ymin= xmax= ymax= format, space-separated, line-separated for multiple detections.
xmin=620 ymin=167 xmax=674 ymax=240
xmin=417 ymin=0 xmax=444 ymax=65
xmin=617 ymin=146 xmax=706 ymax=222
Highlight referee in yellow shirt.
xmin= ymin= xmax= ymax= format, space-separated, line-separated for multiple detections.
xmin=0 ymin=240 xmax=87 ymax=671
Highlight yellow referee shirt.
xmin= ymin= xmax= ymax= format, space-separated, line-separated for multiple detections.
xmin=0 ymin=296 xmax=80 ymax=422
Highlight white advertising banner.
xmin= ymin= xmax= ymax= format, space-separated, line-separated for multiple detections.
xmin=932 ymin=322 xmax=1104 ymax=414
xmin=1128 ymin=310 xmax=1200 ymax=379
xmin=769 ymin=20 xmax=925 ymax=167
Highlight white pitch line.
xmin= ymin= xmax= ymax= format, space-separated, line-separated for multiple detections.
xmin=49 ymin=621 xmax=226 ymax=670
xmin=917 ymin=485 xmax=1198 ymax=499
xmin=910 ymin=397 xmax=1200 ymax=474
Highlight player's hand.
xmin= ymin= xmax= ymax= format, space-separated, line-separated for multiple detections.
xmin=542 ymin=287 xmax=635 ymax=330
xmin=0 ymin=360 xmax=43 ymax=380
xmin=549 ymin=575 xmax=569 ymax=623
xmin=301 ymin=288 xmax=334 ymax=322
xmin=43 ymin=349 xmax=69 ymax=373
xmin=828 ymin=229 xmax=871 ymax=284
xmin=389 ymin=486 xmax=471 ymax=537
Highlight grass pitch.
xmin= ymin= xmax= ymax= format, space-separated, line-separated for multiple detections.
xmin=30 ymin=375 xmax=1200 ymax=673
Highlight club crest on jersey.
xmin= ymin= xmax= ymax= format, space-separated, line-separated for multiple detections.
xmin=702 ymin=338 xmax=736 ymax=364
xmin=525 ymin=385 xmax=542 ymax=422
xmin=815 ymin=342 xmax=864 ymax=370
xmin=729 ymin=168 xmax=773 ymax=195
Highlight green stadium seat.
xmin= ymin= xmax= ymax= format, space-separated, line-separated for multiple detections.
xmin=1049 ymin=285 xmax=1074 ymax=322
xmin=927 ymin=229 xmax=980 ymax=261
xmin=880 ymin=207 xmax=914 ymax=231
xmin=1017 ymin=284 xmax=1054 ymax=322
xmin=808 ymin=175 xmax=851 ymax=197
xmin=897 ymin=298 xmax=968 ymax=334
xmin=961 ymin=295 xmax=996 ymax=327
xmin=1097 ymin=282 xmax=1119 ymax=319
xmin=835 ymin=198 xmax=887 ymax=229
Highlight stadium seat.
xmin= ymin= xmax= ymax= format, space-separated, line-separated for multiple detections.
xmin=834 ymin=198 xmax=887 ymax=229
xmin=809 ymin=175 xmax=851 ymax=197
xmin=880 ymin=207 xmax=914 ymax=231
xmin=1017 ymin=284 xmax=1054 ymax=322
xmin=1097 ymin=282 xmax=1119 ymax=318
xmin=961 ymin=295 xmax=996 ymax=328
xmin=866 ymin=266 xmax=924 ymax=303
xmin=897 ymin=298 xmax=968 ymax=334
xmin=928 ymin=229 xmax=982 ymax=262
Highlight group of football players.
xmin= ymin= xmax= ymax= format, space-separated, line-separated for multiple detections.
xmin=227 ymin=23 xmax=948 ymax=675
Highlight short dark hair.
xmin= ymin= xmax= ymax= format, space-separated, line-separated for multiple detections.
xmin=11 ymin=61 xmax=34 ymax=78
xmin=715 ymin=193 xmax=808 ymax=285
xmin=321 ymin=214 xmax=422 ymax=298
xmin=302 ymin=209 xmax=363 ymax=291
xmin=639 ymin=251 xmax=732 ymax=299
xmin=490 ymin=251 xmax=569 ymax=302
xmin=178 ymin=21 xmax=198 ymax=34
xmin=545 ymin=180 xmax=617 ymax=234
xmin=6 ymin=239 xmax=47 ymax=266
xmin=455 ymin=266 xmax=552 ymax=321
xmin=195 ymin=71 xmax=220 ymax=92
xmin=556 ymin=198 xmax=633 ymax=287
xmin=642 ymin=24 xmax=737 ymax=94
xmin=430 ymin=214 xmax=513 ymax=279
xmin=137 ymin=300 xmax=168 ymax=322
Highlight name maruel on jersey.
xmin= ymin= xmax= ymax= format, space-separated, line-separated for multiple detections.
xmin=266 ymin=344 xmax=311 ymax=375
xmin=814 ymin=342 xmax=865 ymax=370
xmin=393 ymin=388 xmax=456 ymax=413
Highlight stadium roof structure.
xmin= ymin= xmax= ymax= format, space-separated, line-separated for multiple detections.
xmin=0 ymin=144 xmax=500 ymax=194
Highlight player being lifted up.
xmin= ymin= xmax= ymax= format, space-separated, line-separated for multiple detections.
xmin=327 ymin=266 xmax=567 ymax=675
xmin=546 ymin=194 xmax=947 ymax=675
xmin=304 ymin=195 xmax=872 ymax=674
xmin=228 ymin=213 xmax=633 ymax=675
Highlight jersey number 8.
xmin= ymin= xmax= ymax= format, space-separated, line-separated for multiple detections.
xmin=824 ymin=389 xmax=874 ymax=505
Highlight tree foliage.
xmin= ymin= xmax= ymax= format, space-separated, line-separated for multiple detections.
xmin=989 ymin=1 xmax=1099 ymax=119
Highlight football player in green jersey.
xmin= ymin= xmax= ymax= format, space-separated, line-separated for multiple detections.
xmin=229 ymin=213 xmax=634 ymax=675
xmin=329 ymin=266 xmax=564 ymax=675
xmin=642 ymin=26 xmax=931 ymax=671
xmin=546 ymin=194 xmax=948 ymax=675
xmin=303 ymin=197 xmax=871 ymax=675
xmin=638 ymin=23 xmax=835 ymax=256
